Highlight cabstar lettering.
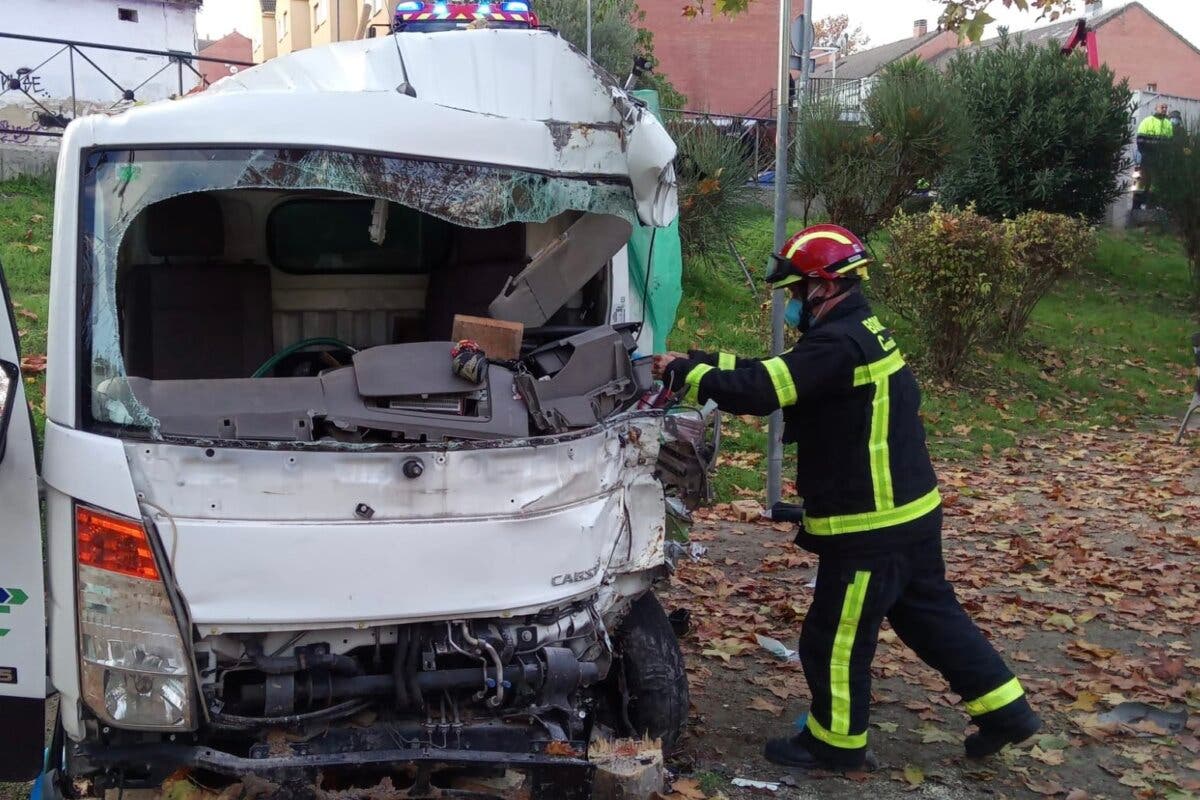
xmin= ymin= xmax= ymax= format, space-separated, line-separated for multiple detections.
xmin=551 ymin=560 xmax=601 ymax=587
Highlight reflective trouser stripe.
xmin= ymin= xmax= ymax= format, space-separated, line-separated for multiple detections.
xmin=806 ymin=711 xmax=868 ymax=750
xmin=762 ymin=357 xmax=798 ymax=407
xmin=804 ymin=487 xmax=942 ymax=535
xmin=717 ymin=352 xmax=736 ymax=370
xmin=682 ymin=364 xmax=714 ymax=406
xmin=964 ymin=677 xmax=1025 ymax=717
xmin=830 ymin=570 xmax=872 ymax=736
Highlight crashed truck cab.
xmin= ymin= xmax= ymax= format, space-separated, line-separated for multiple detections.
xmin=0 ymin=29 xmax=718 ymax=797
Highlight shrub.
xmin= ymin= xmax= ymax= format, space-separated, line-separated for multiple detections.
xmin=793 ymin=57 xmax=968 ymax=237
xmin=878 ymin=205 xmax=1016 ymax=381
xmin=1152 ymin=119 xmax=1200 ymax=309
xmin=941 ymin=37 xmax=1133 ymax=221
xmin=997 ymin=212 xmax=1097 ymax=346
xmin=668 ymin=118 xmax=755 ymax=262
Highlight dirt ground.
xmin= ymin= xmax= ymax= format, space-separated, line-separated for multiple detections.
xmin=660 ymin=426 xmax=1200 ymax=800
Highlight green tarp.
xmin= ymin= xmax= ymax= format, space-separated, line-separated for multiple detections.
xmin=628 ymin=90 xmax=683 ymax=354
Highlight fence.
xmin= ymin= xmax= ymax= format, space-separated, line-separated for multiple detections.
xmin=0 ymin=31 xmax=255 ymax=143
xmin=662 ymin=108 xmax=778 ymax=180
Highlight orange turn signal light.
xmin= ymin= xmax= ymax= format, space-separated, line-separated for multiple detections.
xmin=76 ymin=506 xmax=161 ymax=581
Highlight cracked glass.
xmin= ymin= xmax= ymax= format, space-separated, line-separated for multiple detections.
xmin=81 ymin=147 xmax=639 ymax=431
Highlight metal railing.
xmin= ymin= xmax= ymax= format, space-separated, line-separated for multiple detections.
xmin=663 ymin=107 xmax=778 ymax=178
xmin=0 ymin=31 xmax=256 ymax=140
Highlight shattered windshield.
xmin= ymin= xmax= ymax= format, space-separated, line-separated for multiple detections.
xmin=80 ymin=147 xmax=640 ymax=431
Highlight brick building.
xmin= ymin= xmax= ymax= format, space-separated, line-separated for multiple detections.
xmin=197 ymin=31 xmax=253 ymax=86
xmin=638 ymin=0 xmax=792 ymax=116
xmin=816 ymin=1 xmax=1200 ymax=100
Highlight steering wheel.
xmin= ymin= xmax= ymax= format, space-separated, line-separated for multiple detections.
xmin=252 ymin=337 xmax=358 ymax=378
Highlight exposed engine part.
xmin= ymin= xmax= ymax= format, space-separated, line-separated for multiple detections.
xmin=202 ymin=604 xmax=609 ymax=736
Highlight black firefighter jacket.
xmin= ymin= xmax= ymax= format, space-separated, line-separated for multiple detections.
xmin=664 ymin=292 xmax=941 ymax=555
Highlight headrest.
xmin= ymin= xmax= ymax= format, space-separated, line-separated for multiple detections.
xmin=146 ymin=193 xmax=225 ymax=258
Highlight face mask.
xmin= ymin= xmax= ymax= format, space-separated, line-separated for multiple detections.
xmin=784 ymin=297 xmax=804 ymax=329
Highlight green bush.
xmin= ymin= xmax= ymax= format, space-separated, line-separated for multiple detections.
xmin=941 ymin=37 xmax=1133 ymax=221
xmin=1152 ymin=119 xmax=1200 ymax=310
xmin=668 ymin=118 xmax=755 ymax=262
xmin=793 ymin=57 xmax=968 ymax=237
xmin=997 ymin=211 xmax=1097 ymax=345
xmin=878 ymin=205 xmax=1016 ymax=381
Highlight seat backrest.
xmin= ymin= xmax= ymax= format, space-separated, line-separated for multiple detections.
xmin=123 ymin=263 xmax=274 ymax=380
xmin=121 ymin=193 xmax=273 ymax=380
xmin=424 ymin=223 xmax=527 ymax=341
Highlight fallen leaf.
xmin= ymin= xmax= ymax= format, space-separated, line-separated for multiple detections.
xmin=19 ymin=354 xmax=46 ymax=374
xmin=543 ymin=740 xmax=580 ymax=757
xmin=16 ymin=308 xmax=38 ymax=322
xmin=902 ymin=764 xmax=924 ymax=787
xmin=1024 ymin=778 xmax=1066 ymax=796
xmin=874 ymin=721 xmax=899 ymax=733
xmin=1043 ymin=612 xmax=1076 ymax=631
xmin=914 ymin=724 xmax=958 ymax=745
xmin=747 ymin=696 xmax=783 ymax=716
xmin=1065 ymin=790 xmax=1090 ymax=800
xmin=1117 ymin=771 xmax=1151 ymax=789
xmin=666 ymin=778 xmax=707 ymax=800
xmin=1030 ymin=745 xmax=1065 ymax=766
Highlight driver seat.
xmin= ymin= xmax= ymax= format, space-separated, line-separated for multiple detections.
xmin=121 ymin=194 xmax=274 ymax=380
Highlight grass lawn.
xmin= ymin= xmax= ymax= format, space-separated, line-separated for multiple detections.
xmin=673 ymin=206 xmax=1197 ymax=499
xmin=0 ymin=175 xmax=53 ymax=436
xmin=0 ymin=179 xmax=1195 ymax=503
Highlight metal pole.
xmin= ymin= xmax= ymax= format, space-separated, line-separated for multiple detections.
xmin=766 ymin=0 xmax=794 ymax=509
xmin=586 ymin=0 xmax=592 ymax=60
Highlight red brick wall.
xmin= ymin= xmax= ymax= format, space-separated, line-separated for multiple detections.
xmin=641 ymin=0 xmax=788 ymax=115
xmin=1097 ymin=5 xmax=1200 ymax=99
xmin=198 ymin=32 xmax=254 ymax=87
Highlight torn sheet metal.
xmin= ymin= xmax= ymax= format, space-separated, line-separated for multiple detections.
xmin=79 ymin=30 xmax=678 ymax=227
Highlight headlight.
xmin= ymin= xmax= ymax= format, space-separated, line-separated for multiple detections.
xmin=76 ymin=505 xmax=195 ymax=730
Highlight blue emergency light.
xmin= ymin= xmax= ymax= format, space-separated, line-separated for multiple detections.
xmin=396 ymin=1 xmax=423 ymax=10
xmin=503 ymin=1 xmax=529 ymax=11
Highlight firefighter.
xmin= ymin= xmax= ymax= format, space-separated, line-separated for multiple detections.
xmin=653 ymin=224 xmax=1042 ymax=772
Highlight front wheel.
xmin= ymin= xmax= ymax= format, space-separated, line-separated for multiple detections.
xmin=610 ymin=591 xmax=690 ymax=752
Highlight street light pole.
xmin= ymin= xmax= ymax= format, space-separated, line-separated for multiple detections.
xmin=586 ymin=0 xmax=592 ymax=59
xmin=767 ymin=0 xmax=794 ymax=509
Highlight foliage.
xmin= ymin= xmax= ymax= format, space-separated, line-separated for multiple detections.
xmin=667 ymin=117 xmax=755 ymax=263
xmin=537 ymin=0 xmax=685 ymax=107
xmin=939 ymin=0 xmax=1078 ymax=41
xmin=793 ymin=58 xmax=968 ymax=237
xmin=813 ymin=14 xmax=869 ymax=53
xmin=997 ymin=211 xmax=1096 ymax=345
xmin=1151 ymin=118 xmax=1200 ymax=310
xmin=941 ymin=37 xmax=1132 ymax=222
xmin=878 ymin=205 xmax=1016 ymax=381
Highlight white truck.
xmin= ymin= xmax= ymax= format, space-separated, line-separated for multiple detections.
xmin=0 ymin=29 xmax=715 ymax=798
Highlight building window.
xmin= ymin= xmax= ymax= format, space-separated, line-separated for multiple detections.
xmin=314 ymin=0 xmax=328 ymax=28
xmin=117 ymin=7 xmax=138 ymax=22
xmin=277 ymin=9 xmax=288 ymax=41
xmin=1146 ymin=83 xmax=1158 ymax=92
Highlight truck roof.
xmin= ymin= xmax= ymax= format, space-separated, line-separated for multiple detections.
xmin=61 ymin=30 xmax=677 ymax=227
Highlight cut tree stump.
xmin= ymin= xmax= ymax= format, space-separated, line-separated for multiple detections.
xmin=590 ymin=737 xmax=665 ymax=800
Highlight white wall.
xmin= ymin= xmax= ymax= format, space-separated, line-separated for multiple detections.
xmin=0 ymin=0 xmax=199 ymax=145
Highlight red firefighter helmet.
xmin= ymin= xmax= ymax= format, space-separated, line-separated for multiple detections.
xmin=767 ymin=223 xmax=871 ymax=287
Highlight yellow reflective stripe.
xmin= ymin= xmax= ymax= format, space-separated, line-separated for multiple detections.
xmin=805 ymin=488 xmax=942 ymax=536
xmin=784 ymin=229 xmax=854 ymax=259
xmin=717 ymin=352 xmax=736 ymax=371
xmin=868 ymin=375 xmax=893 ymax=511
xmin=806 ymin=710 xmax=868 ymax=750
xmin=830 ymin=571 xmax=872 ymax=735
xmin=762 ymin=357 xmax=797 ymax=407
xmin=853 ymin=349 xmax=905 ymax=387
xmin=964 ymin=677 xmax=1025 ymax=717
xmin=682 ymin=364 xmax=714 ymax=406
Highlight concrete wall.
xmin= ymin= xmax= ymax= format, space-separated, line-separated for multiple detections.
xmin=639 ymin=0 xmax=791 ymax=115
xmin=277 ymin=0 xmax=312 ymax=55
xmin=253 ymin=10 xmax=277 ymax=62
xmin=1098 ymin=4 xmax=1200 ymax=100
xmin=0 ymin=0 xmax=199 ymax=145
xmin=309 ymin=0 xmax=361 ymax=48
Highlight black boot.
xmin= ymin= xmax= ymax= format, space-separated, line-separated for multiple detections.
xmin=965 ymin=709 xmax=1043 ymax=759
xmin=763 ymin=735 xmax=878 ymax=772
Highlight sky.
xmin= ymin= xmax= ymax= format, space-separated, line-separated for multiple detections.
xmin=197 ymin=0 xmax=1200 ymax=49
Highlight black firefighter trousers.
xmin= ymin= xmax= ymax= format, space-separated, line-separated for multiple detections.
xmin=795 ymin=529 xmax=1033 ymax=767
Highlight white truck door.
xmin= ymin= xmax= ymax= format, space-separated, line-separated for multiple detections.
xmin=0 ymin=263 xmax=47 ymax=781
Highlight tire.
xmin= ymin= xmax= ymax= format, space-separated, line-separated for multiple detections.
xmin=612 ymin=591 xmax=690 ymax=753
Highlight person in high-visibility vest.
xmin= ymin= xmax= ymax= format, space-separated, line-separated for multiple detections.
xmin=653 ymin=224 xmax=1042 ymax=772
xmin=1137 ymin=103 xmax=1175 ymax=199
